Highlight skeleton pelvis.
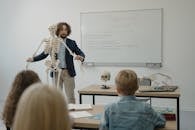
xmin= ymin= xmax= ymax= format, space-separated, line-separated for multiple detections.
xmin=45 ymin=60 xmax=59 ymax=70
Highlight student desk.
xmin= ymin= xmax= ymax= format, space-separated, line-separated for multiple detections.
xmin=73 ymin=105 xmax=177 ymax=130
xmin=78 ymin=85 xmax=180 ymax=130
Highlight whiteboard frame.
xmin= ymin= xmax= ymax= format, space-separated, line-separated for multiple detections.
xmin=80 ymin=8 xmax=163 ymax=67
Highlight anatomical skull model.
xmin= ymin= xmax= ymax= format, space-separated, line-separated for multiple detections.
xmin=100 ymin=71 xmax=111 ymax=89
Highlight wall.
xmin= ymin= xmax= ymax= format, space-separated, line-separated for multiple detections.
xmin=0 ymin=0 xmax=194 ymax=111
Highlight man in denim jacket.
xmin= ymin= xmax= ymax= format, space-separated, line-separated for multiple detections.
xmin=100 ymin=69 xmax=166 ymax=130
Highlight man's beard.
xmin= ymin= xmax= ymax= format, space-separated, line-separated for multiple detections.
xmin=60 ymin=34 xmax=67 ymax=39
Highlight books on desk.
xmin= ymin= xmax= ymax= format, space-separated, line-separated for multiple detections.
xmin=88 ymin=113 xmax=102 ymax=120
xmin=68 ymin=104 xmax=93 ymax=118
xmin=70 ymin=111 xmax=93 ymax=118
xmin=68 ymin=104 xmax=92 ymax=111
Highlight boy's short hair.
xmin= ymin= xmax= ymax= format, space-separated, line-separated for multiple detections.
xmin=115 ymin=69 xmax=138 ymax=95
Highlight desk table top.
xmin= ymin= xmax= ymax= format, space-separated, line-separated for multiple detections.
xmin=78 ymin=85 xmax=180 ymax=98
xmin=73 ymin=105 xmax=176 ymax=130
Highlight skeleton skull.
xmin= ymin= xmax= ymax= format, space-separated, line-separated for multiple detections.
xmin=101 ymin=71 xmax=111 ymax=82
xmin=48 ymin=24 xmax=57 ymax=37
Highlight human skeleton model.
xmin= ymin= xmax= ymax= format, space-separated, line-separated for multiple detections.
xmin=27 ymin=24 xmax=75 ymax=89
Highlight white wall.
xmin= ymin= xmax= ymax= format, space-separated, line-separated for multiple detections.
xmin=0 ymin=0 xmax=194 ymax=111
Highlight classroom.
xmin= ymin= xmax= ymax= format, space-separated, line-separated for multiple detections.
xmin=0 ymin=0 xmax=194 ymax=130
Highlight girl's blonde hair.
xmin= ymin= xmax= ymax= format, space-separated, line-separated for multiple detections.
xmin=115 ymin=69 xmax=138 ymax=95
xmin=13 ymin=83 xmax=71 ymax=130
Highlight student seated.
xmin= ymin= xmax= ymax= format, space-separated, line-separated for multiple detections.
xmin=2 ymin=70 xmax=41 ymax=130
xmin=100 ymin=69 xmax=166 ymax=130
xmin=13 ymin=83 xmax=71 ymax=130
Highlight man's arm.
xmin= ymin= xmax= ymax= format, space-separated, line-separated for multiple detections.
xmin=72 ymin=41 xmax=85 ymax=62
xmin=32 ymin=52 xmax=49 ymax=62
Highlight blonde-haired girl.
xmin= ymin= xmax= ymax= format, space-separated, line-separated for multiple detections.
xmin=13 ymin=83 xmax=71 ymax=130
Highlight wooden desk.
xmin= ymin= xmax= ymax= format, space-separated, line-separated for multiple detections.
xmin=73 ymin=105 xmax=176 ymax=130
xmin=78 ymin=85 xmax=180 ymax=130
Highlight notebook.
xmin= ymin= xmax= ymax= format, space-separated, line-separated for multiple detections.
xmin=139 ymin=86 xmax=178 ymax=92
xmin=70 ymin=111 xmax=93 ymax=118
xmin=68 ymin=104 xmax=92 ymax=111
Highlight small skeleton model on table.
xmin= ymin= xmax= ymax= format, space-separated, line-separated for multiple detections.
xmin=27 ymin=24 xmax=74 ymax=89
xmin=100 ymin=71 xmax=111 ymax=89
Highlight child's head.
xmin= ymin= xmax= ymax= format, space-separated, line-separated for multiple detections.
xmin=2 ymin=70 xmax=40 ymax=127
xmin=115 ymin=69 xmax=138 ymax=95
xmin=11 ymin=70 xmax=41 ymax=92
xmin=13 ymin=83 xmax=71 ymax=130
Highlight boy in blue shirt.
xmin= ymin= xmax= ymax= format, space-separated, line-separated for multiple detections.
xmin=100 ymin=69 xmax=166 ymax=130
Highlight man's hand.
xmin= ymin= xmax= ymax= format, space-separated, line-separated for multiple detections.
xmin=74 ymin=55 xmax=84 ymax=62
xmin=26 ymin=57 xmax=34 ymax=62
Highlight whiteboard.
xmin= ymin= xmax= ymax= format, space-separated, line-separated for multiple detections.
xmin=81 ymin=9 xmax=162 ymax=67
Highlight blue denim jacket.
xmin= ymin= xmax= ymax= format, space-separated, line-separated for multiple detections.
xmin=100 ymin=96 xmax=166 ymax=130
